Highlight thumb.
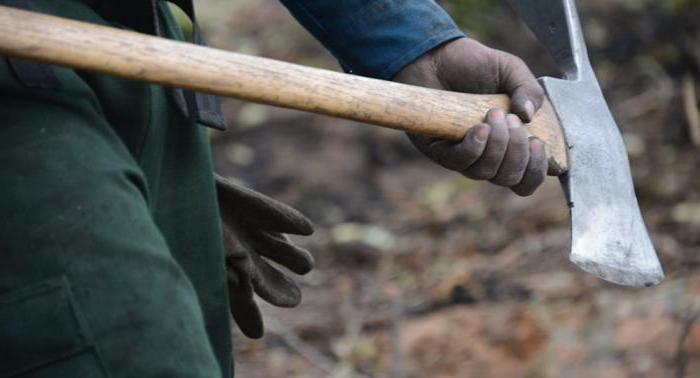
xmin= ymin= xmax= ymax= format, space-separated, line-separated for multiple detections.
xmin=498 ymin=53 xmax=544 ymax=123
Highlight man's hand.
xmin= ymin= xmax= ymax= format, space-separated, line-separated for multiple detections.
xmin=216 ymin=174 xmax=314 ymax=339
xmin=393 ymin=38 xmax=548 ymax=196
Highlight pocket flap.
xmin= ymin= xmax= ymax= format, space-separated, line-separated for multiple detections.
xmin=0 ymin=277 xmax=90 ymax=377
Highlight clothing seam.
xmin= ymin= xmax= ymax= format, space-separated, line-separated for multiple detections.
xmin=134 ymin=82 xmax=154 ymax=167
xmin=64 ymin=276 xmax=113 ymax=378
xmin=286 ymin=2 xmax=330 ymax=36
xmin=0 ymin=277 xmax=106 ymax=377
xmin=284 ymin=2 xmax=358 ymax=71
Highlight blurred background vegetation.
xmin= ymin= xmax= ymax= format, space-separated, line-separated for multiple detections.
xmin=185 ymin=0 xmax=700 ymax=376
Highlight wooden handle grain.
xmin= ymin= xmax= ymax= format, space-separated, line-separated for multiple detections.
xmin=0 ymin=5 xmax=568 ymax=174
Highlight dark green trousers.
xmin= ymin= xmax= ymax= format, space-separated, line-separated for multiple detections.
xmin=0 ymin=1 xmax=231 ymax=377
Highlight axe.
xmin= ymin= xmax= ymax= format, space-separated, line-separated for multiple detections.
xmin=0 ymin=0 xmax=663 ymax=287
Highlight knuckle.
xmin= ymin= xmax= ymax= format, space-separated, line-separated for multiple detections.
xmin=509 ymin=130 xmax=529 ymax=149
xmin=460 ymin=142 xmax=485 ymax=162
xmin=467 ymin=168 xmax=498 ymax=181
xmin=456 ymin=126 xmax=489 ymax=165
xmin=512 ymin=185 xmax=535 ymax=197
xmin=489 ymin=121 xmax=510 ymax=141
xmin=428 ymin=146 xmax=468 ymax=172
xmin=486 ymin=107 xmax=506 ymax=121
xmin=498 ymin=50 xmax=521 ymax=65
xmin=519 ymin=172 xmax=546 ymax=195
xmin=506 ymin=114 xmax=523 ymax=128
xmin=500 ymin=53 xmax=527 ymax=74
xmin=494 ymin=172 xmax=524 ymax=187
xmin=489 ymin=137 xmax=509 ymax=156
xmin=409 ymin=133 xmax=432 ymax=147
xmin=465 ymin=159 xmax=500 ymax=180
xmin=529 ymin=136 xmax=544 ymax=148
xmin=506 ymin=151 xmax=529 ymax=170
xmin=497 ymin=160 xmax=528 ymax=186
xmin=444 ymin=151 xmax=482 ymax=172
xmin=440 ymin=159 xmax=465 ymax=172
xmin=510 ymin=55 xmax=527 ymax=69
xmin=427 ymin=147 xmax=450 ymax=166
xmin=529 ymin=146 xmax=547 ymax=168
xmin=514 ymin=177 xmax=542 ymax=196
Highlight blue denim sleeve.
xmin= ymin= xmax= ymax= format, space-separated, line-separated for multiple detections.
xmin=278 ymin=0 xmax=465 ymax=80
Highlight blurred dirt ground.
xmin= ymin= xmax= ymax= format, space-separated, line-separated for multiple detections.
xmin=193 ymin=0 xmax=700 ymax=376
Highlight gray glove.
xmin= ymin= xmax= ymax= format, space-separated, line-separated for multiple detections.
xmin=216 ymin=174 xmax=314 ymax=339
xmin=393 ymin=37 xmax=548 ymax=196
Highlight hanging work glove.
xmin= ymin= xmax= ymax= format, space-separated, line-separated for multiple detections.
xmin=215 ymin=174 xmax=314 ymax=339
xmin=393 ymin=37 xmax=548 ymax=196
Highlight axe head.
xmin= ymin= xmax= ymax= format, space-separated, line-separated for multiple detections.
xmin=509 ymin=0 xmax=664 ymax=286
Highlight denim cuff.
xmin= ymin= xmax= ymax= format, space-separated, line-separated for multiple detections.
xmin=279 ymin=0 xmax=466 ymax=79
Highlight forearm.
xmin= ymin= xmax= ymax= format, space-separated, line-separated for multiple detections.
xmin=278 ymin=0 xmax=465 ymax=79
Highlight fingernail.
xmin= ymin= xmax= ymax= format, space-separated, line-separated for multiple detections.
xmin=489 ymin=108 xmax=506 ymax=123
xmin=506 ymin=114 xmax=521 ymax=129
xmin=475 ymin=126 xmax=489 ymax=142
xmin=528 ymin=136 xmax=543 ymax=147
xmin=524 ymin=100 xmax=535 ymax=120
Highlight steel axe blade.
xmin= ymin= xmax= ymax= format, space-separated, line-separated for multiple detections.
xmin=509 ymin=0 xmax=663 ymax=286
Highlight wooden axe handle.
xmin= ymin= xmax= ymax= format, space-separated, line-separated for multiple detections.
xmin=0 ymin=5 xmax=568 ymax=175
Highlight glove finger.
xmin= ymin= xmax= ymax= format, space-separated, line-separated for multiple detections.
xmin=228 ymin=273 xmax=264 ymax=339
xmin=215 ymin=174 xmax=314 ymax=235
xmin=251 ymin=232 xmax=315 ymax=275
xmin=250 ymin=252 xmax=302 ymax=308
xmin=222 ymin=223 xmax=252 ymax=260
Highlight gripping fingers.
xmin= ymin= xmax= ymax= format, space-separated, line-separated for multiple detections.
xmin=511 ymin=137 xmax=547 ymax=196
xmin=463 ymin=108 xmax=509 ymax=180
xmin=490 ymin=114 xmax=530 ymax=187
xmin=409 ymin=123 xmax=489 ymax=172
